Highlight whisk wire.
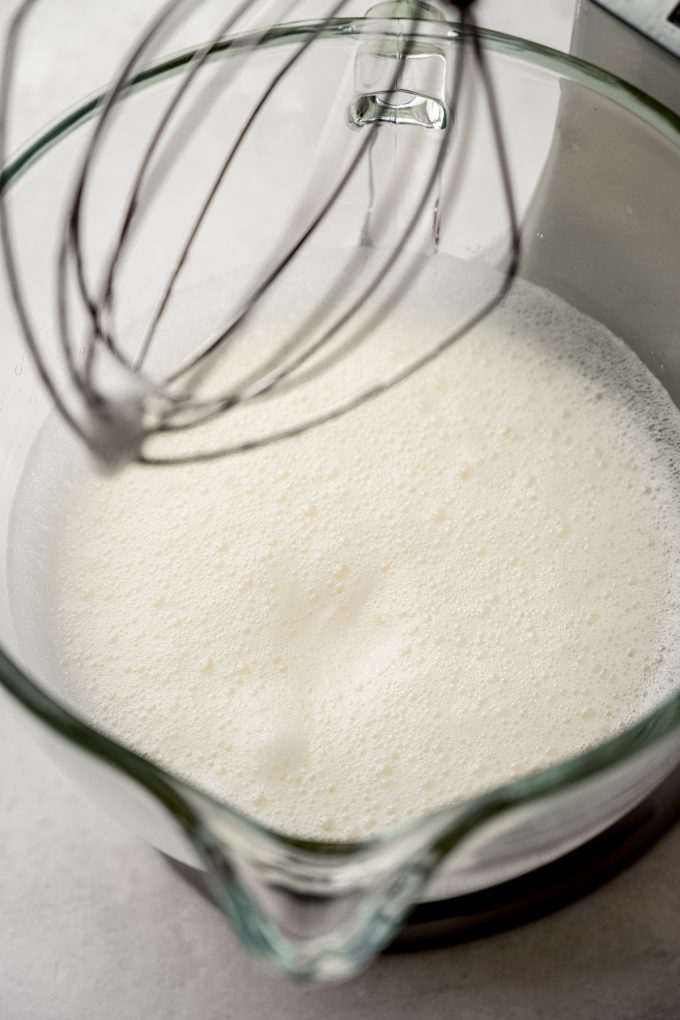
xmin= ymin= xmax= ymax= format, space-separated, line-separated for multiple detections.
xmin=146 ymin=6 xmax=521 ymax=462
xmin=0 ymin=0 xmax=90 ymax=443
xmin=238 ymin=19 xmax=471 ymax=404
xmin=133 ymin=1 xmax=349 ymax=378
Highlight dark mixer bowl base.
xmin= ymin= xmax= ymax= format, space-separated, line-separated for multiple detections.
xmin=160 ymin=764 xmax=680 ymax=951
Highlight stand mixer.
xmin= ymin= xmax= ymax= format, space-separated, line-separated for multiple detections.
xmin=0 ymin=0 xmax=679 ymax=985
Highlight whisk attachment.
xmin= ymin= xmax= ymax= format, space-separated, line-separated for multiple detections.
xmin=0 ymin=0 xmax=519 ymax=467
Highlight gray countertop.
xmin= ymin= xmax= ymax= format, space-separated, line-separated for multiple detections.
xmin=3 ymin=2 xmax=680 ymax=1018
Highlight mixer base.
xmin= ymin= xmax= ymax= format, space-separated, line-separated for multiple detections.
xmin=162 ymin=764 xmax=680 ymax=951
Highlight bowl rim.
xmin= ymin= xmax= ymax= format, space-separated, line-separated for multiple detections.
xmin=2 ymin=16 xmax=680 ymax=855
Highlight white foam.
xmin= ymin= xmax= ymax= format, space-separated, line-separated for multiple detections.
xmin=10 ymin=251 xmax=680 ymax=841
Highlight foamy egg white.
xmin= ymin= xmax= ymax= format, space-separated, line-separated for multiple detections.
xmin=10 ymin=252 xmax=680 ymax=840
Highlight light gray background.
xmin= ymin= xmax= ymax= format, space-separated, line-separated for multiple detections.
xmin=3 ymin=2 xmax=680 ymax=1018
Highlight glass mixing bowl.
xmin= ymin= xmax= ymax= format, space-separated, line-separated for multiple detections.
xmin=1 ymin=16 xmax=680 ymax=984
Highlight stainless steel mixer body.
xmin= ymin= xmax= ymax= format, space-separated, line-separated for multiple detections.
xmin=582 ymin=0 xmax=680 ymax=113
xmin=522 ymin=0 xmax=680 ymax=410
